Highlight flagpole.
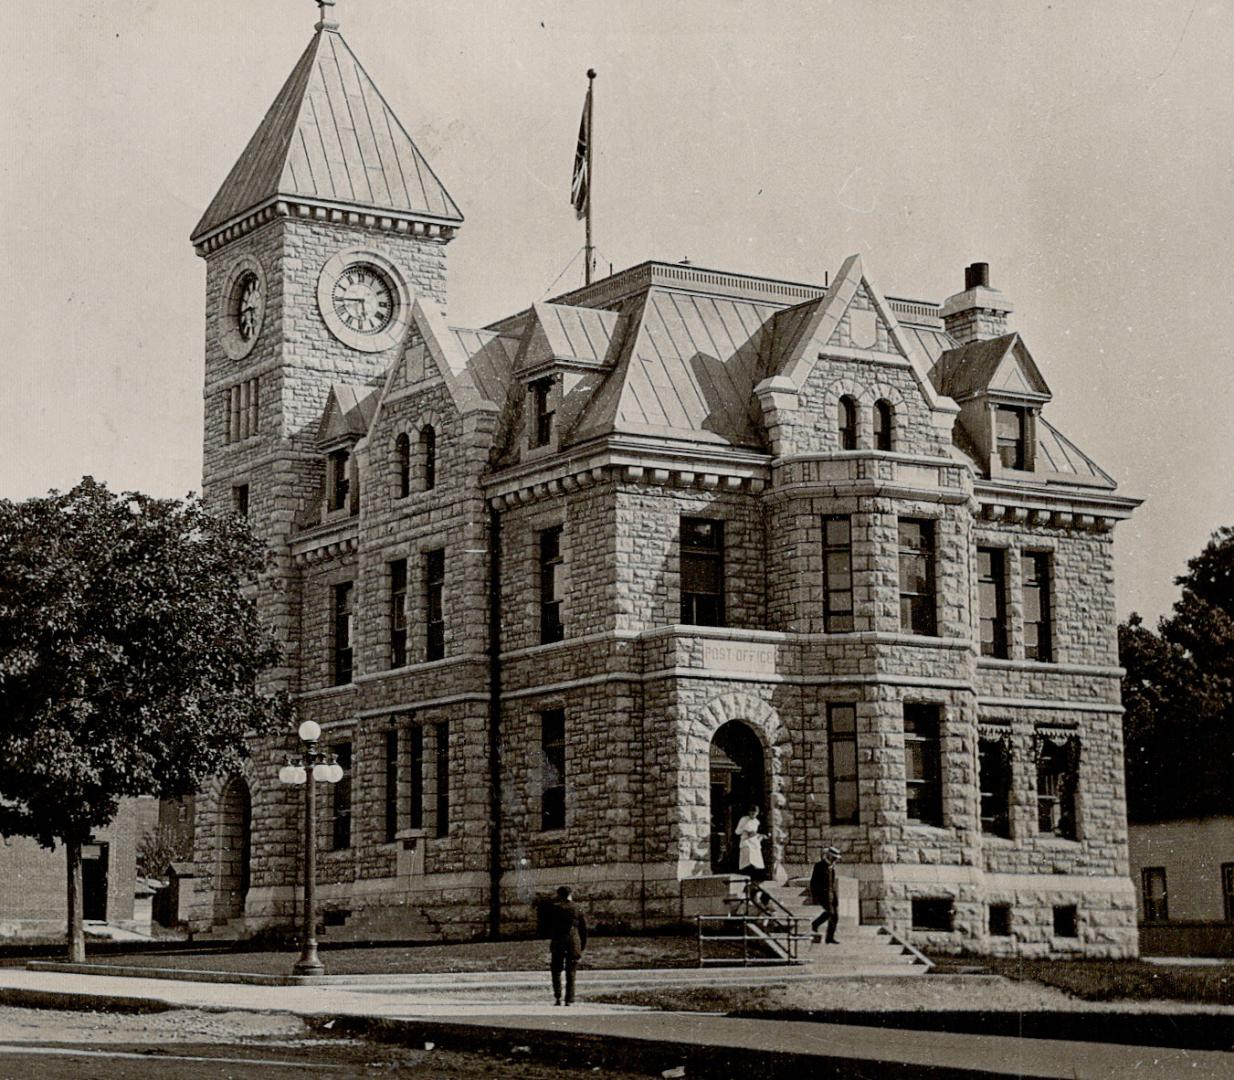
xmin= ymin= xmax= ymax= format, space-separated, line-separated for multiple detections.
xmin=585 ymin=68 xmax=596 ymax=286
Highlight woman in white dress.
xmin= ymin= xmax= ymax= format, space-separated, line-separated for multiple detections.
xmin=734 ymin=805 xmax=765 ymax=880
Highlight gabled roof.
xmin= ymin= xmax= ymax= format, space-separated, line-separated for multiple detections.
xmin=929 ymin=333 xmax=1051 ymax=401
xmin=317 ymin=383 xmax=379 ymax=446
xmin=762 ymin=253 xmax=956 ymax=416
xmin=192 ymin=27 xmax=461 ymax=243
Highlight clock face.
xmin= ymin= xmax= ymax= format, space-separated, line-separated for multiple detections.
xmin=331 ymin=264 xmax=395 ymax=335
xmin=235 ymin=271 xmax=262 ymax=342
xmin=220 ymin=257 xmax=266 ymax=361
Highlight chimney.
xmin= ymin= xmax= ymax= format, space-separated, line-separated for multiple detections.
xmin=941 ymin=262 xmax=1013 ymax=345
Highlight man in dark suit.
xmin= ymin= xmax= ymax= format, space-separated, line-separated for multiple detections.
xmin=543 ymin=885 xmax=588 ymax=1005
xmin=810 ymin=846 xmax=841 ymax=944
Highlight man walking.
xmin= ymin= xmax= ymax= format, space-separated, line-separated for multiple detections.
xmin=543 ymin=885 xmax=588 ymax=1005
xmin=810 ymin=846 xmax=841 ymax=944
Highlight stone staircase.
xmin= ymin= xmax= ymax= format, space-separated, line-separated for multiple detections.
xmin=756 ymin=881 xmax=930 ymax=975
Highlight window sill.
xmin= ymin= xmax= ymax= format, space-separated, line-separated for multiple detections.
xmin=1036 ymin=835 xmax=1081 ymax=846
xmin=981 ymin=834 xmax=1015 ymax=844
xmin=538 ymin=828 xmax=567 ymax=837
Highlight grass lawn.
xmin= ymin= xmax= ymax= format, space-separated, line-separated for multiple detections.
xmin=62 ymin=934 xmax=698 ymax=977
xmin=945 ymin=957 xmax=1234 ymax=1006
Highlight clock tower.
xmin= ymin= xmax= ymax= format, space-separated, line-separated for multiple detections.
xmin=192 ymin=3 xmax=462 ymax=695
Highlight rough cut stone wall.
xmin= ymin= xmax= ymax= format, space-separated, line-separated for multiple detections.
xmin=612 ymin=485 xmax=766 ymax=632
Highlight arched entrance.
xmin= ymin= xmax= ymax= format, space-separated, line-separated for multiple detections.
xmin=709 ymin=721 xmax=765 ymax=872
xmin=214 ymin=775 xmax=251 ymax=924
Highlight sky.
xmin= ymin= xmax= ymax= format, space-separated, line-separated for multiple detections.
xmin=1 ymin=0 xmax=1231 ymax=624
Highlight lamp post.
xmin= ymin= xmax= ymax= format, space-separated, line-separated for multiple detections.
xmin=278 ymin=719 xmax=343 ymax=976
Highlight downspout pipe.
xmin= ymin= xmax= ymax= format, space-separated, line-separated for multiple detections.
xmin=487 ymin=503 xmax=503 ymax=938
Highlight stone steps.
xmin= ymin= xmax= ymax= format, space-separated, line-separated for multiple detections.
xmin=750 ymin=882 xmax=929 ymax=974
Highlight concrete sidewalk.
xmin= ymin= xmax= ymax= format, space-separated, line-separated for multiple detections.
xmin=1 ymin=966 xmax=1231 ymax=1078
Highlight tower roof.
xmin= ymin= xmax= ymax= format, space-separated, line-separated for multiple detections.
xmin=191 ymin=24 xmax=462 ymax=246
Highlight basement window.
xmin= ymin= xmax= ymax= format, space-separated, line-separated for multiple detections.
xmin=1053 ymin=904 xmax=1078 ymax=939
xmin=911 ymin=898 xmax=953 ymax=931
xmin=988 ymin=904 xmax=1012 ymax=937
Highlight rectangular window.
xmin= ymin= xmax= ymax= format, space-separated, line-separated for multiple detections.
xmin=680 ymin=518 xmax=725 ymax=626
xmin=822 ymin=516 xmax=854 ymax=633
xmin=424 ymin=549 xmax=445 ymax=661
xmin=911 ymin=898 xmax=953 ymax=931
xmin=328 ymin=448 xmax=351 ymax=512
xmin=988 ymin=904 xmax=1012 ymax=937
xmin=978 ymin=737 xmax=1011 ymax=838
xmin=389 ymin=559 xmax=407 ymax=669
xmin=540 ymin=709 xmax=566 ymax=831
xmin=903 ymin=703 xmax=942 ymax=826
xmin=1223 ymin=864 xmax=1234 ymax=922
xmin=827 ymin=703 xmax=859 ymax=825
xmin=434 ymin=721 xmax=449 ymax=838
xmin=1141 ymin=866 xmax=1168 ymax=922
xmin=539 ymin=526 xmax=565 ymax=644
xmin=1022 ymin=553 xmax=1053 ymax=662
xmin=996 ymin=406 xmax=1028 ymax=470
xmin=532 ymin=378 xmax=554 ymax=447
xmin=898 ymin=519 xmax=936 ymax=636
xmin=384 ymin=729 xmax=399 ymax=843
xmin=232 ymin=483 xmax=249 ymax=517
xmin=331 ymin=742 xmax=352 ymax=850
xmin=333 ymin=582 xmax=354 ymax=685
xmin=1036 ymin=736 xmax=1078 ymax=839
xmin=977 ymin=548 xmax=1008 ymax=658
xmin=1053 ymin=904 xmax=1078 ymax=938
xmin=408 ymin=725 xmax=424 ymax=831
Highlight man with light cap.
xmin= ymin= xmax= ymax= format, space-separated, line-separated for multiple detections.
xmin=809 ymin=846 xmax=842 ymax=944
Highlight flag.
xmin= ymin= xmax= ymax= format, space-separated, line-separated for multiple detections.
xmin=571 ymin=86 xmax=591 ymax=220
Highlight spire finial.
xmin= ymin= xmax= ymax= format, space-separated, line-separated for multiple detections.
xmin=316 ymin=0 xmax=339 ymax=32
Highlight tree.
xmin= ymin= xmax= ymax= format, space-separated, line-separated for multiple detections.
xmin=0 ymin=478 xmax=286 ymax=959
xmin=1120 ymin=526 xmax=1234 ymax=823
xmin=136 ymin=823 xmax=192 ymax=880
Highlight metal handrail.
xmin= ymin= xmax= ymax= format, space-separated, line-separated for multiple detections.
xmin=738 ymin=880 xmax=796 ymax=922
xmin=695 ymin=911 xmax=806 ymax=967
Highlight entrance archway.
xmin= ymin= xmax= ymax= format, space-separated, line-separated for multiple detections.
xmin=709 ymin=721 xmax=765 ymax=872
xmin=214 ymin=775 xmax=251 ymax=924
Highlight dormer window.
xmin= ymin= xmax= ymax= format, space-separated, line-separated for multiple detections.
xmin=838 ymin=395 xmax=857 ymax=450
xmin=328 ymin=448 xmax=351 ymax=512
xmin=996 ymin=406 xmax=1028 ymax=470
xmin=532 ymin=378 xmax=555 ymax=448
xmin=421 ymin=426 xmax=437 ymax=490
xmin=874 ymin=400 xmax=894 ymax=452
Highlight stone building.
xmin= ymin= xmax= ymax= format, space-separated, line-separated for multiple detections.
xmin=187 ymin=10 xmax=1141 ymax=956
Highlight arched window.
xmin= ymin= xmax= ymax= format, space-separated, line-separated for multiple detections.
xmin=420 ymin=426 xmax=437 ymax=491
xmin=874 ymin=400 xmax=894 ymax=451
xmin=395 ymin=433 xmax=410 ymax=498
xmin=838 ymin=396 xmax=857 ymax=450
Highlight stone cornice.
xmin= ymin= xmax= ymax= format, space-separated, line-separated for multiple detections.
xmin=290 ymin=522 xmax=358 ymax=564
xmin=194 ymin=196 xmax=459 ymax=257
xmin=485 ymin=441 xmax=772 ymax=509
xmin=973 ymin=481 xmax=1141 ymax=531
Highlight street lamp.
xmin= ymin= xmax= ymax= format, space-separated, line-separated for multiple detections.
xmin=278 ymin=719 xmax=343 ymax=976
